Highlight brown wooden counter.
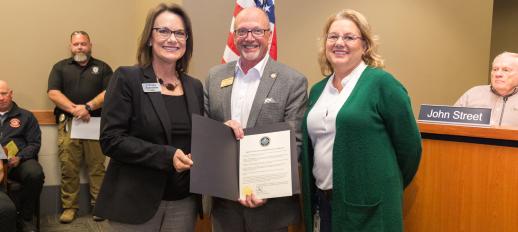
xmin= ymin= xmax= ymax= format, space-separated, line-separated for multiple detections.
xmin=404 ymin=122 xmax=518 ymax=231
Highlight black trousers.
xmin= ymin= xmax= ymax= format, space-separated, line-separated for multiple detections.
xmin=8 ymin=159 xmax=45 ymax=221
xmin=315 ymin=189 xmax=332 ymax=232
xmin=0 ymin=190 xmax=16 ymax=232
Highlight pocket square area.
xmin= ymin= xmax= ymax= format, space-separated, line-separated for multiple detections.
xmin=264 ymin=98 xmax=277 ymax=104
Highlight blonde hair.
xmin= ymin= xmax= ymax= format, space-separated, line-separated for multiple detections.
xmin=318 ymin=9 xmax=384 ymax=76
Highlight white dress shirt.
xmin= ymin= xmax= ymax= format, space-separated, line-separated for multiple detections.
xmin=306 ymin=61 xmax=367 ymax=190
xmin=231 ymin=55 xmax=269 ymax=128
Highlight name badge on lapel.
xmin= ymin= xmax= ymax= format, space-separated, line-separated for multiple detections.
xmin=220 ymin=77 xmax=234 ymax=88
xmin=142 ymin=83 xmax=161 ymax=92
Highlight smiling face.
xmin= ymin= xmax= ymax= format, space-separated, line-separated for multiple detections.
xmin=491 ymin=53 xmax=518 ymax=96
xmin=150 ymin=11 xmax=186 ymax=66
xmin=233 ymin=8 xmax=271 ymax=70
xmin=325 ymin=19 xmax=365 ymax=76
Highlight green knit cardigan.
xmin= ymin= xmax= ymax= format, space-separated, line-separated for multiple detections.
xmin=300 ymin=67 xmax=422 ymax=232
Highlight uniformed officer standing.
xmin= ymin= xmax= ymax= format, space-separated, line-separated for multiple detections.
xmin=47 ymin=31 xmax=112 ymax=223
xmin=0 ymin=80 xmax=44 ymax=232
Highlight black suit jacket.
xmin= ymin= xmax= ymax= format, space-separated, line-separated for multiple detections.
xmin=93 ymin=65 xmax=203 ymax=224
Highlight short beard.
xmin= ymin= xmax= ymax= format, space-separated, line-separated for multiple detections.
xmin=72 ymin=52 xmax=90 ymax=63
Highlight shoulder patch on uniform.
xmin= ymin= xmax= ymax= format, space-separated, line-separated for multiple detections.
xmin=9 ymin=118 xmax=21 ymax=128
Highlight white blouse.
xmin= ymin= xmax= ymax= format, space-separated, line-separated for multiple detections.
xmin=306 ymin=62 xmax=366 ymax=190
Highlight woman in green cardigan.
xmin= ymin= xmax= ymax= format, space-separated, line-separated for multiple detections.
xmin=301 ymin=9 xmax=422 ymax=232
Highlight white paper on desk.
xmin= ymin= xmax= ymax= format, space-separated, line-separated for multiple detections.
xmin=70 ymin=117 xmax=101 ymax=140
xmin=0 ymin=147 xmax=6 ymax=159
xmin=239 ymin=130 xmax=292 ymax=199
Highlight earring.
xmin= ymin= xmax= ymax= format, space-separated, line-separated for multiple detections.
xmin=148 ymin=42 xmax=152 ymax=47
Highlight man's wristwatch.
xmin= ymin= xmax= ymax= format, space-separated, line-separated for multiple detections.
xmin=85 ymin=104 xmax=93 ymax=114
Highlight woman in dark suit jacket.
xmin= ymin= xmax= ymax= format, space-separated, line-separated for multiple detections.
xmin=93 ymin=3 xmax=203 ymax=232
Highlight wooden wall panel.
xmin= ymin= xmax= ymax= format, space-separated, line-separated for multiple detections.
xmin=32 ymin=110 xmax=55 ymax=125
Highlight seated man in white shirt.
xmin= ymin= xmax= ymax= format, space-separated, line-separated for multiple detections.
xmin=455 ymin=52 xmax=518 ymax=126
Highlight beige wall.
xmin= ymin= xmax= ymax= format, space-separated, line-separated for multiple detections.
xmin=0 ymin=1 xmax=494 ymax=186
xmin=0 ymin=1 xmax=135 ymax=109
xmin=490 ymin=0 xmax=518 ymax=64
xmin=185 ymin=0 xmax=494 ymax=112
xmin=0 ymin=0 xmax=179 ymax=186
xmin=0 ymin=0 xmax=493 ymax=111
xmin=0 ymin=0 xmax=181 ymax=110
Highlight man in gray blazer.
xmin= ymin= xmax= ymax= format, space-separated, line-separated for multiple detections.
xmin=205 ymin=7 xmax=308 ymax=232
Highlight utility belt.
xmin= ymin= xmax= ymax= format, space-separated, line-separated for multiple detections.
xmin=54 ymin=107 xmax=73 ymax=124
xmin=57 ymin=113 xmax=72 ymax=123
xmin=57 ymin=113 xmax=73 ymax=133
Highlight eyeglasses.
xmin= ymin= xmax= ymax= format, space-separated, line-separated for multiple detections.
xmin=234 ymin=28 xmax=270 ymax=38
xmin=326 ymin=33 xmax=363 ymax=43
xmin=152 ymin=27 xmax=188 ymax=41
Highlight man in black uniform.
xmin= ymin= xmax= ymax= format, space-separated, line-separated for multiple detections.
xmin=0 ymin=80 xmax=44 ymax=232
xmin=47 ymin=31 xmax=112 ymax=223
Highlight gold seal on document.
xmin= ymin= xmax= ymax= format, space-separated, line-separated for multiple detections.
xmin=243 ymin=186 xmax=253 ymax=196
xmin=220 ymin=77 xmax=234 ymax=88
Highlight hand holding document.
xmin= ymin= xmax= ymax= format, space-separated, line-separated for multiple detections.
xmin=70 ymin=117 xmax=101 ymax=140
xmin=190 ymin=115 xmax=300 ymax=201
xmin=4 ymin=140 xmax=19 ymax=159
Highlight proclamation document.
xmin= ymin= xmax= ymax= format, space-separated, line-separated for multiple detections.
xmin=70 ymin=117 xmax=101 ymax=140
xmin=190 ymin=115 xmax=299 ymax=201
xmin=239 ymin=130 xmax=292 ymax=199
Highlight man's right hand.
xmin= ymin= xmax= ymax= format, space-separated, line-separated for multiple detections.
xmin=71 ymin=105 xmax=91 ymax=122
xmin=224 ymin=120 xmax=244 ymax=140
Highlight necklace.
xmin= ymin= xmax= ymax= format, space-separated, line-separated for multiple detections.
xmin=157 ymin=77 xmax=180 ymax=91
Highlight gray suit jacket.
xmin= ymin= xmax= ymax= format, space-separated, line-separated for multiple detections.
xmin=204 ymin=58 xmax=308 ymax=229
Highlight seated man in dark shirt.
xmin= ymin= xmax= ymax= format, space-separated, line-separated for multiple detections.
xmin=0 ymin=80 xmax=44 ymax=232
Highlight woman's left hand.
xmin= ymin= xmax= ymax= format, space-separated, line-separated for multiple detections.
xmin=238 ymin=193 xmax=268 ymax=208
xmin=172 ymin=149 xmax=193 ymax=172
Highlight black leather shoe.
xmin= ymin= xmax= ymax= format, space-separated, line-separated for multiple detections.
xmin=92 ymin=215 xmax=105 ymax=222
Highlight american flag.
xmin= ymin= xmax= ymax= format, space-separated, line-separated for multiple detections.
xmin=221 ymin=0 xmax=277 ymax=63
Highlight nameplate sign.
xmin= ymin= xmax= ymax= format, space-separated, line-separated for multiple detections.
xmin=418 ymin=104 xmax=491 ymax=127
